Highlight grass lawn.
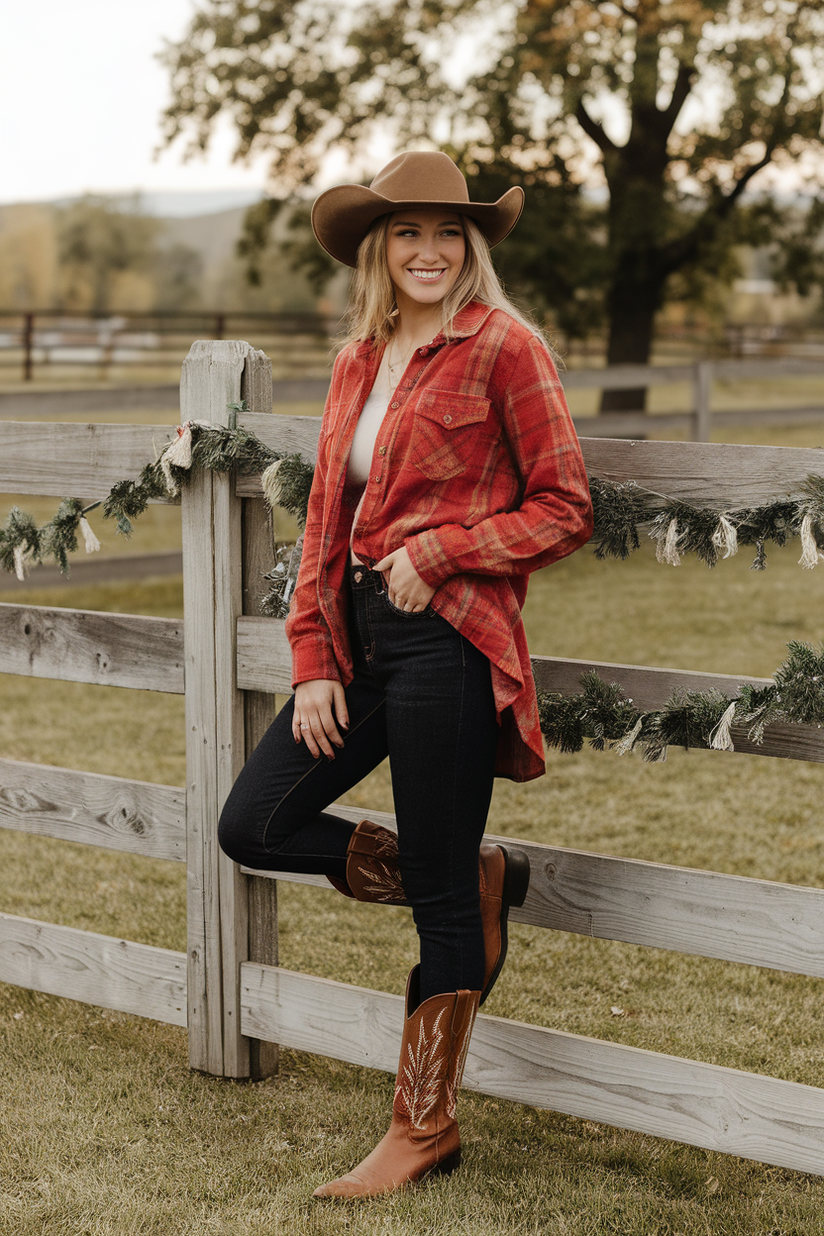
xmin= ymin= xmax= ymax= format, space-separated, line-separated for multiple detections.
xmin=0 ymin=413 xmax=823 ymax=1232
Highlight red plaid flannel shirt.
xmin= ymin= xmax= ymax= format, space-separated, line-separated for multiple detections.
xmin=286 ymin=301 xmax=593 ymax=781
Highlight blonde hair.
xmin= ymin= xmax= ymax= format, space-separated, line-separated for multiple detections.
xmin=343 ymin=213 xmax=554 ymax=355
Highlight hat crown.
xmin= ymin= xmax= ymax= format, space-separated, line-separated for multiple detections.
xmin=369 ymin=151 xmax=470 ymax=205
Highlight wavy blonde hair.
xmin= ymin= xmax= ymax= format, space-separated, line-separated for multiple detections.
xmin=343 ymin=213 xmax=553 ymax=354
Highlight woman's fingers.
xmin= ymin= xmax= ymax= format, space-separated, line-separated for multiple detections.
xmin=375 ymin=546 xmax=435 ymax=611
xmin=331 ymin=681 xmax=350 ymax=733
xmin=293 ymin=679 xmax=348 ymax=759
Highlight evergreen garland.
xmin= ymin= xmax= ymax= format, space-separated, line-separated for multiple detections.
xmin=0 ymin=409 xmax=311 ymax=579
xmin=536 ymin=641 xmax=824 ymax=762
xmin=4 ymin=413 xmax=824 ymax=584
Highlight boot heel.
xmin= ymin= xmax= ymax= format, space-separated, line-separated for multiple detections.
xmin=430 ymin=1148 xmax=462 ymax=1178
xmin=501 ymin=847 xmax=530 ymax=908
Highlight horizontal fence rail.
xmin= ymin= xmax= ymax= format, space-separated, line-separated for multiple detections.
xmin=235 ymin=620 xmax=823 ymax=763
xmin=240 ymin=967 xmax=824 ymax=1177
xmin=0 ymin=604 xmax=184 ymax=692
xmin=0 ymin=759 xmax=185 ymax=861
xmin=0 ymin=913 xmax=186 ymax=1026
xmin=243 ymin=803 xmax=824 ymax=980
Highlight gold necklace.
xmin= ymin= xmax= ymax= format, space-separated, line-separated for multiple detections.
xmin=386 ymin=338 xmax=417 ymax=388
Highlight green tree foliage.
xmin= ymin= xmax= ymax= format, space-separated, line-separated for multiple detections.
xmin=57 ymin=196 xmax=162 ymax=315
xmin=160 ymin=1 xmax=824 ymax=402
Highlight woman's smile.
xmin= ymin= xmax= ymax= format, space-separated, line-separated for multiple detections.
xmin=386 ymin=209 xmax=466 ymax=306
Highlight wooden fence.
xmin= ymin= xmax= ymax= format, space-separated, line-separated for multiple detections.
xmin=0 ymin=339 xmax=823 ymax=1175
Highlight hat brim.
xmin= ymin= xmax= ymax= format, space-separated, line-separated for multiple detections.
xmin=311 ymin=184 xmax=524 ymax=267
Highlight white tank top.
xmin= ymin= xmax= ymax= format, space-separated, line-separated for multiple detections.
xmin=347 ymin=382 xmax=391 ymax=486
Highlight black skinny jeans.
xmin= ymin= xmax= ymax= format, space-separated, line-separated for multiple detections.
xmin=218 ymin=565 xmax=499 ymax=1002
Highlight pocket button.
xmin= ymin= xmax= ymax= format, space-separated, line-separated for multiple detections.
xmin=443 ymin=414 xmax=452 ymax=424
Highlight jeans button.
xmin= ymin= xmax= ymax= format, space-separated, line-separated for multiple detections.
xmin=354 ymin=570 xmax=363 ymax=582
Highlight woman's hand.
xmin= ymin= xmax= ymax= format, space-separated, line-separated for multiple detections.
xmin=373 ymin=546 xmax=436 ymax=612
xmin=293 ymin=679 xmax=349 ymax=759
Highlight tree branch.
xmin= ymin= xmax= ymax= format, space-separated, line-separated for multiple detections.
xmin=575 ymin=100 xmax=618 ymax=154
xmin=659 ymin=62 xmax=694 ymax=134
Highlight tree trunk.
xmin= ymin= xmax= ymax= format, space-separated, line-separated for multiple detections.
xmin=600 ymin=273 xmax=662 ymax=412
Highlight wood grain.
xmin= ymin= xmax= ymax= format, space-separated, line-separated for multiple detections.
xmin=244 ymin=804 xmax=824 ymax=978
xmin=240 ymin=966 xmax=824 ymax=1176
xmin=0 ymin=421 xmax=180 ymax=497
xmin=242 ymin=493 xmax=280 ymax=1080
xmin=0 ymin=603 xmax=184 ymax=693
xmin=236 ymin=616 xmax=293 ymax=695
xmin=579 ymin=437 xmax=824 ymax=508
xmin=181 ymin=341 xmax=271 ymax=1080
xmin=0 ymin=759 xmax=185 ymax=861
xmin=0 ymin=913 xmax=186 ymax=1026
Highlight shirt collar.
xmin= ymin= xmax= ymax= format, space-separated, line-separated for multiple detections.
xmin=441 ymin=300 xmax=495 ymax=341
xmin=355 ymin=300 xmax=494 ymax=357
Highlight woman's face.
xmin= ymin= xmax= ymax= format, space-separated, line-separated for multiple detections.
xmin=385 ymin=210 xmax=466 ymax=309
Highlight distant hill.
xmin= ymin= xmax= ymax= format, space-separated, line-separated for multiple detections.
xmin=0 ymin=193 xmax=348 ymax=315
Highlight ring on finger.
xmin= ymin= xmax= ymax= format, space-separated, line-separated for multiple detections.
xmin=300 ymin=723 xmax=310 ymax=730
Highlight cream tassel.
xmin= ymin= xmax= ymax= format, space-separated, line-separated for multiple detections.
xmin=656 ymin=518 xmax=682 ymax=566
xmin=798 ymin=512 xmax=823 ymax=569
xmin=260 ymin=459 xmax=284 ymax=510
xmin=159 ymin=420 xmax=208 ymax=494
xmin=709 ymin=700 xmax=737 ymax=752
xmin=13 ymin=544 xmax=28 ymax=581
xmin=711 ymin=514 xmax=738 ymax=560
xmin=614 ymin=716 xmax=644 ymax=756
xmin=79 ymin=516 xmax=101 ymax=554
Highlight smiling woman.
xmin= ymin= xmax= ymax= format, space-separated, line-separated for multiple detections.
xmin=216 ymin=150 xmax=594 ymax=1200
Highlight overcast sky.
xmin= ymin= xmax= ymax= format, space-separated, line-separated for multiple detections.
xmin=1 ymin=0 xmax=271 ymax=207
xmin=2 ymin=1 xmax=816 ymax=213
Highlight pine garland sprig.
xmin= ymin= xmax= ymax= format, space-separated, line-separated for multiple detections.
xmin=588 ymin=478 xmax=649 ymax=560
xmin=0 ymin=507 xmax=42 ymax=578
xmin=39 ymin=498 xmax=84 ymax=575
xmin=538 ymin=670 xmax=641 ymax=753
xmin=537 ymin=640 xmax=824 ymax=762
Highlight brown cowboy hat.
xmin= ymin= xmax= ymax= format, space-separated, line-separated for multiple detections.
xmin=311 ymin=151 xmax=525 ymax=267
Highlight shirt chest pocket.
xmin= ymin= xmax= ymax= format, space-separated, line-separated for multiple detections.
xmin=411 ymin=391 xmax=493 ymax=481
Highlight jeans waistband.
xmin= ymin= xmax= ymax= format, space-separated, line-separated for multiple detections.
xmin=348 ymin=564 xmax=385 ymax=592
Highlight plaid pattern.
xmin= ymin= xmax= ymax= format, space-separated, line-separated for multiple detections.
xmin=286 ymin=302 xmax=593 ymax=781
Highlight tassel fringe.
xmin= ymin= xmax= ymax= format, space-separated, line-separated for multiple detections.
xmin=712 ymin=514 xmax=738 ymax=560
xmin=656 ymin=518 xmax=682 ymax=566
xmin=79 ymin=516 xmax=101 ymax=554
xmin=13 ymin=544 xmax=28 ymax=581
xmin=709 ymin=700 xmax=737 ymax=751
xmin=614 ymin=716 xmax=644 ymax=756
xmin=260 ymin=459 xmax=284 ymax=510
xmin=798 ymin=512 xmax=822 ymax=569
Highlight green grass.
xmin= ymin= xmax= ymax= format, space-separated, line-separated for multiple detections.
xmin=1 ymin=411 xmax=824 ymax=1231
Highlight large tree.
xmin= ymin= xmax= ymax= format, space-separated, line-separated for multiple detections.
xmin=160 ymin=0 xmax=824 ymax=406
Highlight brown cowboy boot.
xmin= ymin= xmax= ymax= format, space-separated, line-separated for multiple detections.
xmin=328 ymin=819 xmax=530 ymax=1004
xmin=313 ymin=966 xmax=479 ymax=1198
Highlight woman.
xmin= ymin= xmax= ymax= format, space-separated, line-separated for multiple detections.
xmin=218 ymin=151 xmax=593 ymax=1198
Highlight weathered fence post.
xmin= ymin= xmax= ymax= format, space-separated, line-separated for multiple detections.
xmin=181 ymin=339 xmax=274 ymax=1078
xmin=692 ymin=360 xmax=713 ymax=442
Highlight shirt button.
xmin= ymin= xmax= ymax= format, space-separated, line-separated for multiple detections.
xmin=373 ymin=475 xmax=382 ymax=482
xmin=378 ymin=445 xmax=387 ymax=456
xmin=391 ymin=401 xmax=399 ymax=409
xmin=443 ymin=414 xmax=453 ymax=424
xmin=419 ymin=348 xmax=428 ymax=355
